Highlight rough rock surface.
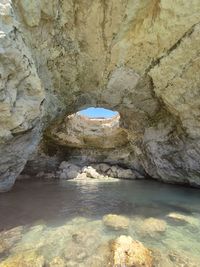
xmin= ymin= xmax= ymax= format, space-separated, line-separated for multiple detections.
xmin=103 ymin=214 xmax=130 ymax=230
xmin=48 ymin=114 xmax=128 ymax=149
xmin=1 ymin=0 xmax=200 ymax=190
xmin=111 ymin=235 xmax=153 ymax=267
xmin=57 ymin=161 xmax=140 ymax=180
xmin=137 ymin=218 xmax=167 ymax=237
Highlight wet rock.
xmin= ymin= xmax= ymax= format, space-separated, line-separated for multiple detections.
xmin=168 ymin=251 xmax=199 ymax=267
xmin=103 ymin=214 xmax=130 ymax=230
xmin=116 ymin=168 xmax=136 ymax=179
xmin=48 ymin=257 xmax=66 ymax=267
xmin=0 ymin=250 xmax=45 ymax=267
xmin=58 ymin=162 xmax=81 ymax=179
xmin=70 ymin=228 xmax=100 ymax=248
xmin=96 ymin=163 xmax=110 ymax=173
xmin=75 ymin=173 xmax=88 ymax=180
xmin=63 ymin=242 xmax=88 ymax=262
xmin=151 ymin=249 xmax=173 ymax=267
xmin=166 ymin=212 xmax=195 ymax=225
xmin=93 ymin=164 xmax=137 ymax=179
xmin=12 ymin=225 xmax=46 ymax=253
xmin=82 ymin=166 xmax=101 ymax=179
xmin=85 ymin=242 xmax=112 ymax=267
xmin=0 ymin=226 xmax=23 ymax=254
xmin=138 ymin=217 xmax=167 ymax=237
xmin=111 ymin=235 xmax=153 ymax=267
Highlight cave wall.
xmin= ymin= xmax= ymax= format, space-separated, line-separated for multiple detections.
xmin=0 ymin=0 xmax=200 ymax=191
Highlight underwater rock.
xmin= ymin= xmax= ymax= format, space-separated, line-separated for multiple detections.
xmin=0 ymin=250 xmax=45 ymax=267
xmin=166 ymin=212 xmax=195 ymax=225
xmin=168 ymin=251 xmax=199 ymax=267
xmin=84 ymin=242 xmax=112 ymax=267
xmin=48 ymin=257 xmax=66 ymax=267
xmin=0 ymin=226 xmax=23 ymax=254
xmin=81 ymin=166 xmax=102 ymax=179
xmin=103 ymin=214 xmax=130 ymax=230
xmin=111 ymin=235 xmax=153 ymax=267
xmin=138 ymin=217 xmax=167 ymax=237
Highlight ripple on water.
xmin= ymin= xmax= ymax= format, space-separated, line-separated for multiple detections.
xmin=0 ymin=179 xmax=200 ymax=266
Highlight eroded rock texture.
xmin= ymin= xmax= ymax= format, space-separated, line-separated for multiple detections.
xmin=0 ymin=0 xmax=200 ymax=190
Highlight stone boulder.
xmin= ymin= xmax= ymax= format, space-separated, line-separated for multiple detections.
xmin=103 ymin=214 xmax=130 ymax=230
xmin=93 ymin=163 xmax=138 ymax=179
xmin=110 ymin=235 xmax=153 ymax=267
xmin=82 ymin=166 xmax=102 ymax=179
xmin=138 ymin=218 xmax=167 ymax=237
xmin=0 ymin=250 xmax=45 ymax=267
xmin=0 ymin=226 xmax=23 ymax=254
xmin=166 ymin=212 xmax=196 ymax=226
xmin=58 ymin=162 xmax=81 ymax=179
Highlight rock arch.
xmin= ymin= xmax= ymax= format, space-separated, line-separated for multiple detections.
xmin=1 ymin=0 xmax=200 ymax=191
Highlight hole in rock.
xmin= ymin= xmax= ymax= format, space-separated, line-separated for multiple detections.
xmin=78 ymin=107 xmax=118 ymax=119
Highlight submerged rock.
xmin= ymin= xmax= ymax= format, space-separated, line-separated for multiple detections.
xmin=0 ymin=250 xmax=45 ymax=267
xmin=0 ymin=226 xmax=23 ymax=254
xmin=166 ymin=212 xmax=195 ymax=225
xmin=103 ymin=214 xmax=130 ymax=230
xmin=110 ymin=235 xmax=153 ymax=267
xmin=48 ymin=257 xmax=66 ymax=267
xmin=168 ymin=251 xmax=199 ymax=267
xmin=138 ymin=217 xmax=167 ymax=237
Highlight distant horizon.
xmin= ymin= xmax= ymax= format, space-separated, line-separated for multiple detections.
xmin=78 ymin=107 xmax=118 ymax=118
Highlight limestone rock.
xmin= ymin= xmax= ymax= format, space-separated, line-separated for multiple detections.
xmin=103 ymin=214 xmax=130 ymax=230
xmin=1 ymin=0 xmax=200 ymax=190
xmin=166 ymin=212 xmax=195 ymax=225
xmin=48 ymin=114 xmax=128 ymax=149
xmin=138 ymin=218 xmax=167 ymax=237
xmin=58 ymin=162 xmax=81 ymax=179
xmin=0 ymin=250 xmax=45 ymax=267
xmin=111 ymin=235 xmax=153 ymax=267
xmin=48 ymin=257 xmax=66 ymax=267
xmin=82 ymin=166 xmax=102 ymax=179
xmin=0 ymin=226 xmax=23 ymax=254
xmin=168 ymin=251 xmax=199 ymax=267
xmin=0 ymin=0 xmax=45 ymax=192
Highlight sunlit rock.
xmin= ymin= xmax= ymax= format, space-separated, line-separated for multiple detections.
xmin=81 ymin=166 xmax=102 ymax=179
xmin=48 ymin=257 xmax=65 ymax=267
xmin=0 ymin=250 xmax=45 ymax=267
xmin=1 ymin=0 xmax=200 ymax=190
xmin=110 ymin=235 xmax=153 ymax=267
xmin=103 ymin=214 xmax=130 ymax=230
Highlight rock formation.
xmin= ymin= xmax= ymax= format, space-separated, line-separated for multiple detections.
xmin=0 ymin=0 xmax=200 ymax=191
xmin=111 ymin=235 xmax=153 ymax=267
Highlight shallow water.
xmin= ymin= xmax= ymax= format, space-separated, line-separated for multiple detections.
xmin=0 ymin=178 xmax=200 ymax=266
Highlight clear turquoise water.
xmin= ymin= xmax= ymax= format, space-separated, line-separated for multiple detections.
xmin=0 ymin=178 xmax=200 ymax=266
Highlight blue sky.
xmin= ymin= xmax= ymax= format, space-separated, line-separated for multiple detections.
xmin=78 ymin=107 xmax=118 ymax=118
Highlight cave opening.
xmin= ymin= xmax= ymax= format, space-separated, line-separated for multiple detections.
xmin=78 ymin=107 xmax=119 ymax=119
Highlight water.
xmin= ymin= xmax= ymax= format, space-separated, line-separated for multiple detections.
xmin=0 ymin=178 xmax=200 ymax=266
